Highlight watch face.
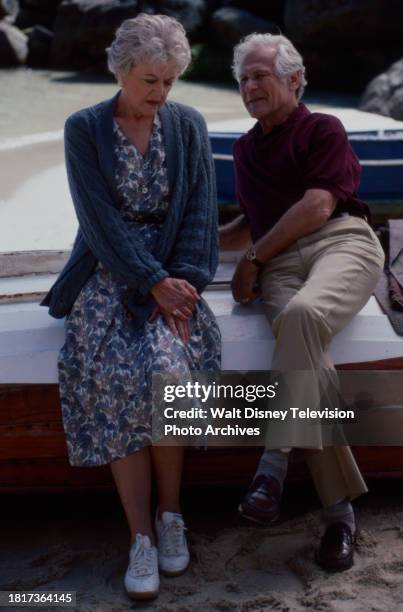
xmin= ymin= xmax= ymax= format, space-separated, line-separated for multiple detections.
xmin=246 ymin=247 xmax=256 ymax=261
xmin=246 ymin=246 xmax=263 ymax=267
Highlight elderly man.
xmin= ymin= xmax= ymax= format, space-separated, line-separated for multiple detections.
xmin=220 ymin=33 xmax=384 ymax=572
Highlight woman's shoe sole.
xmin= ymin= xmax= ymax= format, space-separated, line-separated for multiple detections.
xmin=127 ymin=590 xmax=159 ymax=600
xmin=159 ymin=563 xmax=189 ymax=577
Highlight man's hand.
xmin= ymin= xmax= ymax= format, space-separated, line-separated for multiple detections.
xmin=231 ymin=258 xmax=260 ymax=304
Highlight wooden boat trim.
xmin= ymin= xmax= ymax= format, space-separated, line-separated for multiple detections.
xmin=338 ymin=356 xmax=403 ymax=370
xmin=1 ymin=350 xmax=403 ymax=491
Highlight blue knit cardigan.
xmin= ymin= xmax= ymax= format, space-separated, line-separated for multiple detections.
xmin=41 ymin=92 xmax=219 ymax=328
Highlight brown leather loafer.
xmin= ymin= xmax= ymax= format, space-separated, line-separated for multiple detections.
xmin=238 ymin=474 xmax=281 ymax=525
xmin=316 ymin=522 xmax=355 ymax=572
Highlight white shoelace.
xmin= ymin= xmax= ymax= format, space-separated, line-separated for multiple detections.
xmin=160 ymin=519 xmax=187 ymax=556
xmin=128 ymin=535 xmax=155 ymax=577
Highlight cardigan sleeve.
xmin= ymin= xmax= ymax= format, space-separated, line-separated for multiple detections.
xmin=64 ymin=113 xmax=169 ymax=296
xmin=165 ymin=113 xmax=219 ymax=291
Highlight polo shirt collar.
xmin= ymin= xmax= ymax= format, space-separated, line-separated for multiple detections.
xmin=252 ymin=102 xmax=310 ymax=139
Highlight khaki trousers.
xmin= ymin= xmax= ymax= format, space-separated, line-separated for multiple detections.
xmin=260 ymin=216 xmax=385 ymax=506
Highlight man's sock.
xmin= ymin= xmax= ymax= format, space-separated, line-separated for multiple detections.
xmin=322 ymin=499 xmax=356 ymax=535
xmin=254 ymin=449 xmax=289 ymax=492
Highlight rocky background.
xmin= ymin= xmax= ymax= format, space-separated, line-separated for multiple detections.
xmin=1 ymin=0 xmax=403 ymax=119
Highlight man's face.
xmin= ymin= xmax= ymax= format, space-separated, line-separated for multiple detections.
xmin=239 ymin=46 xmax=299 ymax=126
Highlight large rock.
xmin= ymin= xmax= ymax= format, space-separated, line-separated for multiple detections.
xmin=283 ymin=0 xmax=403 ymax=93
xmin=26 ymin=24 xmax=53 ymax=66
xmin=211 ymin=7 xmax=278 ymax=49
xmin=16 ymin=8 xmax=54 ymax=30
xmin=204 ymin=0 xmax=222 ymax=12
xmin=301 ymin=47 xmax=400 ymax=93
xmin=16 ymin=7 xmax=61 ymax=29
xmin=50 ymin=0 xmax=139 ymax=70
xmin=284 ymin=0 xmax=403 ymax=47
xmin=0 ymin=0 xmax=19 ymax=20
xmin=140 ymin=0 xmax=207 ymax=35
xmin=21 ymin=0 xmax=63 ymax=9
xmin=222 ymin=0 xmax=285 ymax=24
xmin=359 ymin=58 xmax=403 ymax=121
xmin=15 ymin=1 xmax=64 ymax=30
xmin=0 ymin=19 xmax=27 ymax=65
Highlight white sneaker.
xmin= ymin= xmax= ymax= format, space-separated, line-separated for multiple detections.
xmin=155 ymin=511 xmax=190 ymax=576
xmin=124 ymin=534 xmax=159 ymax=600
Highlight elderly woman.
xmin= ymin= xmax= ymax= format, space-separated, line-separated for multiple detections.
xmin=41 ymin=13 xmax=220 ymax=601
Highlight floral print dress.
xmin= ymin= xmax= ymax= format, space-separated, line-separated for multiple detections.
xmin=58 ymin=115 xmax=221 ymax=467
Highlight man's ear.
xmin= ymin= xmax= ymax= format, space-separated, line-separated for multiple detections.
xmin=289 ymin=70 xmax=300 ymax=92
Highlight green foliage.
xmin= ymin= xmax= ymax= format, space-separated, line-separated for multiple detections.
xmin=182 ymin=43 xmax=234 ymax=83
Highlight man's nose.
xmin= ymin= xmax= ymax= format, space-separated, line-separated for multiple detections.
xmin=244 ymin=78 xmax=257 ymax=94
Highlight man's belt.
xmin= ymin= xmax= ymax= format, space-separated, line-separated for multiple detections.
xmin=331 ymin=210 xmax=368 ymax=222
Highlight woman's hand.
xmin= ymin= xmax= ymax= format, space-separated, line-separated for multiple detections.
xmin=150 ymin=277 xmax=199 ymax=319
xmin=149 ymin=305 xmax=191 ymax=344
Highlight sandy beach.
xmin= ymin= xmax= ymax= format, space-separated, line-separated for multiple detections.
xmin=2 ymin=482 xmax=403 ymax=611
xmin=0 ymin=68 xmax=247 ymax=145
xmin=0 ymin=68 xmax=245 ymax=252
xmin=2 ymin=69 xmax=402 ymax=253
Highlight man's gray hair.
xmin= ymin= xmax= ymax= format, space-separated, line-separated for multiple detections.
xmin=106 ymin=13 xmax=191 ymax=80
xmin=232 ymin=33 xmax=307 ymax=100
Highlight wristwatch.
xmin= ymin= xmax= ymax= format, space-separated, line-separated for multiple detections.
xmin=245 ymin=245 xmax=264 ymax=268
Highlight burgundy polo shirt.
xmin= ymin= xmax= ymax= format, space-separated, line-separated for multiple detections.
xmin=233 ymin=103 xmax=370 ymax=242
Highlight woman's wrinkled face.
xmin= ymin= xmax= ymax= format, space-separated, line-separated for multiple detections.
xmin=119 ymin=59 xmax=179 ymax=117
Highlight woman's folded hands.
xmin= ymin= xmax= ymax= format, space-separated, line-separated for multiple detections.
xmin=149 ymin=277 xmax=200 ymax=343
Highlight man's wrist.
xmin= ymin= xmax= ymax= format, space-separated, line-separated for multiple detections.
xmin=244 ymin=245 xmax=265 ymax=268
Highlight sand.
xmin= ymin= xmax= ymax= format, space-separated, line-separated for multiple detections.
xmin=2 ymin=482 xmax=403 ymax=611
xmin=0 ymin=68 xmax=242 ymax=254
xmin=2 ymin=69 xmax=403 ymax=255
xmin=0 ymin=68 xmax=246 ymax=145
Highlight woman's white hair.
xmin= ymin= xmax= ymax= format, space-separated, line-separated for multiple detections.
xmin=106 ymin=13 xmax=191 ymax=80
xmin=232 ymin=33 xmax=307 ymax=100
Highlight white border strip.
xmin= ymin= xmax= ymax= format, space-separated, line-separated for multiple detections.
xmin=213 ymin=153 xmax=403 ymax=166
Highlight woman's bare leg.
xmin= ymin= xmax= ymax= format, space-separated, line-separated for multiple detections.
xmin=150 ymin=446 xmax=184 ymax=515
xmin=110 ymin=447 xmax=154 ymax=543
